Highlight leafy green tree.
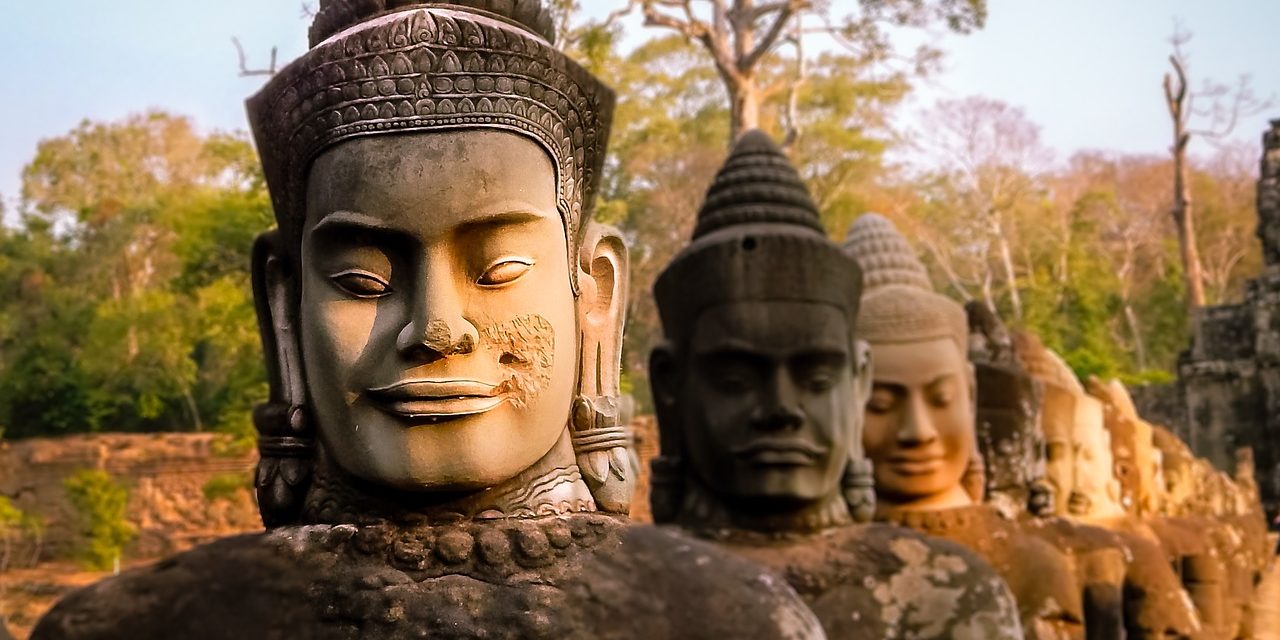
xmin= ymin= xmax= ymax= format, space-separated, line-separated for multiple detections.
xmin=63 ymin=469 xmax=136 ymax=571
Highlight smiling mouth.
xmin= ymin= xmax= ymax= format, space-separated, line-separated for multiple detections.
xmin=731 ymin=439 xmax=826 ymax=466
xmin=367 ymin=379 xmax=508 ymax=422
xmin=887 ymin=455 xmax=944 ymax=476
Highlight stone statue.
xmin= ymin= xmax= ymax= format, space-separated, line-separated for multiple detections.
xmin=1015 ymin=340 xmax=1199 ymax=639
xmin=33 ymin=4 xmax=824 ymax=638
xmin=970 ymin=307 xmax=1130 ymax=640
xmin=845 ymin=214 xmax=1086 ymax=640
xmin=648 ymin=131 xmax=1023 ymax=639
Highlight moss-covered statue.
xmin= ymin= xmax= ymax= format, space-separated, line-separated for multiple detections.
xmin=647 ymin=130 xmax=1023 ymax=639
xmin=844 ymin=214 xmax=1088 ymax=640
xmin=33 ymin=3 xmax=823 ymax=638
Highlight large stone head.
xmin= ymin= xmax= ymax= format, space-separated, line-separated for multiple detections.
xmin=844 ymin=214 xmax=974 ymax=512
xmin=968 ymin=302 xmax=1046 ymax=517
xmin=246 ymin=0 xmax=631 ymax=525
xmin=649 ymin=131 xmax=873 ymax=528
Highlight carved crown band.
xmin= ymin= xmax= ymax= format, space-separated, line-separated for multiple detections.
xmin=247 ymin=6 xmax=615 ymax=257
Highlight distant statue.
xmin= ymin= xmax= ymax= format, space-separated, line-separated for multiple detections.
xmin=33 ymin=3 xmax=823 ymax=638
xmin=1016 ymin=337 xmax=1200 ymax=638
xmin=970 ymin=306 xmax=1130 ymax=640
xmin=648 ymin=131 xmax=1023 ymax=639
xmin=844 ymin=213 xmax=1087 ymax=640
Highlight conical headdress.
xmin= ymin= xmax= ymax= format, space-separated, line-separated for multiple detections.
xmin=843 ymin=214 xmax=966 ymax=350
xmin=247 ymin=0 xmax=614 ymax=264
xmin=654 ymin=131 xmax=861 ymax=343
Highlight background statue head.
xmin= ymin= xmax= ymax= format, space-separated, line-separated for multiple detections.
xmin=1067 ymin=394 xmax=1127 ymax=520
xmin=1152 ymin=426 xmax=1196 ymax=516
xmin=245 ymin=0 xmax=631 ymax=526
xmin=844 ymin=214 xmax=974 ymax=512
xmin=968 ymin=303 xmax=1046 ymax=517
xmin=649 ymin=131 xmax=874 ymax=531
xmin=1014 ymin=332 xmax=1087 ymax=518
xmin=1088 ymin=377 xmax=1159 ymax=516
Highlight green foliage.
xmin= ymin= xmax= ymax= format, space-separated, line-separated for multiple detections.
xmin=0 ymin=112 xmax=270 ymax=438
xmin=202 ymin=472 xmax=252 ymax=503
xmin=63 ymin=469 xmax=135 ymax=571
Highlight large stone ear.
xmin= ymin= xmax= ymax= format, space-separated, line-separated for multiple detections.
xmin=251 ymin=231 xmax=314 ymax=528
xmin=570 ymin=222 xmax=633 ymax=514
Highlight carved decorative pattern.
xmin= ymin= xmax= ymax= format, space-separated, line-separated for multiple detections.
xmin=248 ymin=6 xmax=614 ymax=258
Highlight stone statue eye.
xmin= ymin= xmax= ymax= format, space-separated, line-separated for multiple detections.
xmin=478 ymin=258 xmax=534 ymax=286
xmin=800 ymin=368 xmax=838 ymax=393
xmin=330 ymin=270 xmax=392 ymax=298
xmin=867 ymin=389 xmax=896 ymax=414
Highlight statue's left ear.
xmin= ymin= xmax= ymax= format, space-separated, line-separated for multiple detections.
xmin=571 ymin=222 xmax=633 ymax=514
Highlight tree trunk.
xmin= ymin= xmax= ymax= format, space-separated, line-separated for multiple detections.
xmin=183 ymin=390 xmax=204 ymax=432
xmin=730 ymin=82 xmax=762 ymax=141
xmin=1123 ymin=301 xmax=1149 ymax=371
xmin=991 ymin=215 xmax=1023 ymax=321
xmin=1172 ymin=142 xmax=1207 ymax=310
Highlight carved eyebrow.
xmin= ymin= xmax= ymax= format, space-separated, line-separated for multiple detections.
xmin=873 ymin=372 xmax=960 ymax=389
xmin=455 ymin=208 xmax=549 ymax=233
xmin=309 ymin=210 xmax=408 ymax=245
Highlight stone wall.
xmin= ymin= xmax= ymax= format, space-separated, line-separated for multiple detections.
xmin=1175 ymin=119 xmax=1280 ymax=526
xmin=0 ymin=434 xmax=261 ymax=564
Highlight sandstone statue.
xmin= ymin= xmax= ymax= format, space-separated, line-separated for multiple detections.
xmin=1015 ymin=337 xmax=1200 ymax=639
xmin=845 ymin=213 xmax=1086 ymax=640
xmin=969 ymin=304 xmax=1130 ymax=640
xmin=33 ymin=3 xmax=823 ymax=638
xmin=647 ymin=130 xmax=1023 ymax=639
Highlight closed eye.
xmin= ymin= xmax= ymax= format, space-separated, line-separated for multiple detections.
xmin=479 ymin=258 xmax=534 ymax=287
xmin=330 ymin=269 xmax=392 ymax=298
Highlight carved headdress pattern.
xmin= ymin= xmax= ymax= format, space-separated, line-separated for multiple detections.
xmin=654 ymin=130 xmax=861 ymax=343
xmin=247 ymin=0 xmax=614 ymax=266
xmin=843 ymin=213 xmax=966 ymax=351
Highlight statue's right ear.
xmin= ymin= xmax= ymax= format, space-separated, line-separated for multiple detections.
xmin=251 ymin=231 xmax=305 ymax=406
xmin=251 ymin=231 xmax=313 ymax=528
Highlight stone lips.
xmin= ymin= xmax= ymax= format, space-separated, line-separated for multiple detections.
xmin=310 ymin=1 xmax=558 ymax=48
xmin=246 ymin=6 xmax=614 ymax=265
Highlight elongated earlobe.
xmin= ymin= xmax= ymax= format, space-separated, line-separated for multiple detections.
xmin=251 ymin=231 xmax=314 ymax=528
xmin=571 ymin=222 xmax=633 ymax=514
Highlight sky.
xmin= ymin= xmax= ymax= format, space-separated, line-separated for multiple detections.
xmin=2 ymin=1 xmax=1278 ymax=214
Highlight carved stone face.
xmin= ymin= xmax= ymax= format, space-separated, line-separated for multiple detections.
xmin=297 ymin=131 xmax=578 ymax=491
xmin=864 ymin=337 xmax=974 ymax=507
xmin=676 ymin=302 xmax=865 ymax=505
xmin=1040 ymin=386 xmax=1077 ymax=517
xmin=1068 ymin=397 xmax=1124 ymax=518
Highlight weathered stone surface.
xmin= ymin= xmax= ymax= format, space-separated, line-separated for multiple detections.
xmin=0 ymin=434 xmax=259 ymax=562
xmin=1150 ymin=119 xmax=1280 ymax=526
xmin=718 ymin=523 xmax=1022 ymax=640
xmin=33 ymin=515 xmax=823 ymax=640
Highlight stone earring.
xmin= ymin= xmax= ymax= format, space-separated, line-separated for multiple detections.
xmin=842 ymin=457 xmax=876 ymax=523
xmin=253 ymin=401 xmax=315 ymax=528
xmin=570 ymin=394 xmax=633 ymax=514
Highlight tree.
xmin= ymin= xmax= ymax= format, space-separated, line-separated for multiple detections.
xmin=1162 ymin=27 xmax=1271 ymax=313
xmin=64 ymin=469 xmax=135 ymax=571
xmin=617 ymin=0 xmax=986 ymax=142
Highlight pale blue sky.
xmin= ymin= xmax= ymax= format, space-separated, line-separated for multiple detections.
xmin=2 ymin=1 xmax=1277 ymax=212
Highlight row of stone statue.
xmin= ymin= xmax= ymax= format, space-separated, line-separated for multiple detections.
xmin=29 ymin=2 xmax=1277 ymax=638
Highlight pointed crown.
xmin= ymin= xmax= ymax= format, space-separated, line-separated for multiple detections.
xmin=654 ymin=131 xmax=862 ymax=343
xmin=247 ymin=0 xmax=613 ymax=267
xmin=843 ymin=214 xmax=966 ymax=351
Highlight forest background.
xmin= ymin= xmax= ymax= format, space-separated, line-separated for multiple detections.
xmin=0 ymin=0 xmax=1274 ymax=442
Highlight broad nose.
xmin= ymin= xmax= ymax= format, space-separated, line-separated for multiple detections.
xmin=396 ymin=268 xmax=479 ymax=362
xmin=755 ymin=372 xmax=804 ymax=431
xmin=896 ymin=394 xmax=939 ymax=445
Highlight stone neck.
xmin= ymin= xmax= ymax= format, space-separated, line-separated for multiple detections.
xmin=878 ymin=503 xmax=992 ymax=535
xmin=675 ymin=478 xmax=852 ymax=536
xmin=299 ymin=427 xmax=596 ymax=526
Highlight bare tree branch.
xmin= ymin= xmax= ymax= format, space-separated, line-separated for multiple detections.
xmin=232 ymin=37 xmax=278 ymax=77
